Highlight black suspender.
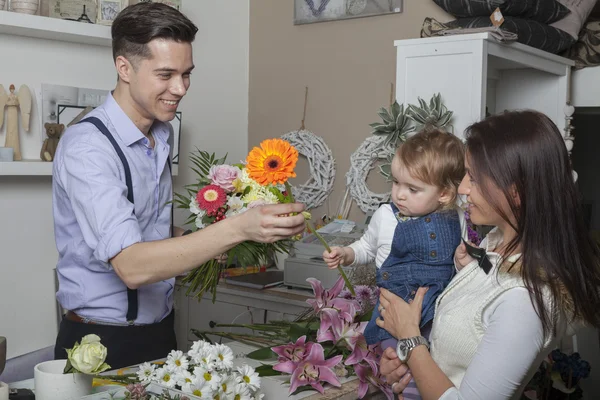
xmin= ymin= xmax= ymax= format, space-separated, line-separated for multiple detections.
xmin=80 ymin=117 xmax=172 ymax=324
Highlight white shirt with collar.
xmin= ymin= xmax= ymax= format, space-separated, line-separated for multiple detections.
xmin=434 ymin=228 xmax=568 ymax=400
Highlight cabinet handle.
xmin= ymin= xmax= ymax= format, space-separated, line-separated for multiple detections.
xmin=209 ymin=320 xmax=217 ymax=328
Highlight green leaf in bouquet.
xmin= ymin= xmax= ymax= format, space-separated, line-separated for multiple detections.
xmin=359 ymin=309 xmax=373 ymax=322
xmin=254 ymin=364 xmax=283 ymax=377
xmin=246 ymin=347 xmax=278 ymax=360
xmin=288 ymin=323 xmax=311 ymax=341
xmin=268 ymin=186 xmax=286 ymax=203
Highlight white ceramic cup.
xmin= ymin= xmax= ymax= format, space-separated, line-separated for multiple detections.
xmin=0 ymin=148 xmax=13 ymax=162
xmin=0 ymin=382 xmax=8 ymax=400
xmin=34 ymin=360 xmax=93 ymax=400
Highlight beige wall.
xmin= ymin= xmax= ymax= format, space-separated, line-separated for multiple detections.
xmin=249 ymin=1 xmax=450 ymax=223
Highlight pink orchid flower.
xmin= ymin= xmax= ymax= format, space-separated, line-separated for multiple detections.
xmin=277 ymin=342 xmax=343 ymax=395
xmin=354 ymin=362 xmax=394 ymax=400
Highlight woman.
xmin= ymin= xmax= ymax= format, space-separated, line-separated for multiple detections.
xmin=376 ymin=110 xmax=600 ymax=400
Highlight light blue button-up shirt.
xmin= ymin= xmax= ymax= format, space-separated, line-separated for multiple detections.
xmin=52 ymin=93 xmax=174 ymax=324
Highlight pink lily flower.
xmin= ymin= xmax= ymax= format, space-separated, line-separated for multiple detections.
xmin=354 ymin=362 xmax=394 ymax=400
xmin=306 ymin=277 xmax=346 ymax=313
xmin=271 ymin=335 xmax=314 ymax=363
xmin=345 ymin=333 xmax=372 ymax=367
xmin=279 ymin=342 xmax=343 ymax=395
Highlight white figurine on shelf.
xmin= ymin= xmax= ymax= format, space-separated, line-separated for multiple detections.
xmin=0 ymin=84 xmax=32 ymax=161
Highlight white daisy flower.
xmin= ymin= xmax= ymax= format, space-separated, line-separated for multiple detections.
xmin=252 ymin=390 xmax=265 ymax=400
xmin=220 ymin=374 xmax=238 ymax=396
xmin=230 ymin=383 xmax=252 ymax=400
xmin=194 ymin=366 xmax=222 ymax=391
xmin=236 ymin=365 xmax=261 ymax=391
xmin=155 ymin=365 xmax=177 ymax=388
xmin=175 ymin=369 xmax=195 ymax=388
xmin=166 ymin=350 xmax=190 ymax=371
xmin=136 ymin=362 xmax=156 ymax=383
xmin=182 ymin=378 xmax=213 ymax=399
xmin=213 ymin=343 xmax=234 ymax=370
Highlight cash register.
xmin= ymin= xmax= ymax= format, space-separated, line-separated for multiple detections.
xmin=283 ymin=219 xmax=366 ymax=290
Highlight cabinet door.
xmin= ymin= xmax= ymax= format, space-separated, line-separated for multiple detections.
xmin=396 ymin=38 xmax=486 ymax=140
xmin=187 ymin=299 xmax=265 ymax=343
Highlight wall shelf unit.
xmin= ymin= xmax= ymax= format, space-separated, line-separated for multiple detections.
xmin=0 ymin=161 xmax=179 ymax=176
xmin=0 ymin=10 xmax=111 ymax=47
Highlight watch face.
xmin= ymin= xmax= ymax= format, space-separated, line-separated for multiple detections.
xmin=397 ymin=341 xmax=410 ymax=362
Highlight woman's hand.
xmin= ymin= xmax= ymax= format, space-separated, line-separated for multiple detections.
xmin=381 ymin=347 xmax=413 ymax=398
xmin=376 ymin=287 xmax=427 ymax=340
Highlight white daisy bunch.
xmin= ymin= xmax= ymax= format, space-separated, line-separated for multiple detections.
xmin=139 ymin=340 xmax=262 ymax=400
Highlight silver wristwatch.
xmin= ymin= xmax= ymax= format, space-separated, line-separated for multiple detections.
xmin=396 ymin=336 xmax=430 ymax=362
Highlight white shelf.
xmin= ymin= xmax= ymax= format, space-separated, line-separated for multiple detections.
xmin=0 ymin=161 xmax=179 ymax=176
xmin=0 ymin=10 xmax=111 ymax=47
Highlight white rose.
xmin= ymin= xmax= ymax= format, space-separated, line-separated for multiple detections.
xmin=66 ymin=335 xmax=110 ymax=374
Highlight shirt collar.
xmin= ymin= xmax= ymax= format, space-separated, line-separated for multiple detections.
xmin=104 ymin=92 xmax=170 ymax=147
xmin=485 ymin=227 xmax=521 ymax=263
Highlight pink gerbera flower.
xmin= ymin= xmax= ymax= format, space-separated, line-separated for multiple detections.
xmin=196 ymin=185 xmax=227 ymax=213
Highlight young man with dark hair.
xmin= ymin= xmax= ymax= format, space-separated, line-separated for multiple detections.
xmin=52 ymin=2 xmax=306 ymax=369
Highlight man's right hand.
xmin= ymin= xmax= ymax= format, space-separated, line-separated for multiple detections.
xmin=237 ymin=202 xmax=306 ymax=243
xmin=381 ymin=347 xmax=412 ymax=399
xmin=323 ymin=246 xmax=347 ymax=269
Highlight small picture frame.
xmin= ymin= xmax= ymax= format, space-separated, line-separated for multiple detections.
xmin=57 ymin=104 xmax=91 ymax=127
xmin=170 ymin=112 xmax=182 ymax=164
xmin=96 ymin=0 xmax=125 ymax=25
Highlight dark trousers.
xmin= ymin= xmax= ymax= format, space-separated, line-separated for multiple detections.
xmin=54 ymin=311 xmax=177 ymax=370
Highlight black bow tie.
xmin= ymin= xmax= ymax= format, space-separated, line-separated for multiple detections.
xmin=462 ymin=239 xmax=492 ymax=274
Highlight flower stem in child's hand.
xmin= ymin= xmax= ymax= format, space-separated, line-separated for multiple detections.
xmin=306 ymin=220 xmax=355 ymax=296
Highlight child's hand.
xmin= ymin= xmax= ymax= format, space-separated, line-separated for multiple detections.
xmin=215 ymin=253 xmax=228 ymax=264
xmin=454 ymin=242 xmax=475 ymax=271
xmin=323 ymin=246 xmax=346 ymax=269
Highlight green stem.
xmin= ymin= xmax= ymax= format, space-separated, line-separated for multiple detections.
xmin=285 ymin=180 xmax=355 ymax=296
xmin=306 ymin=220 xmax=355 ymax=296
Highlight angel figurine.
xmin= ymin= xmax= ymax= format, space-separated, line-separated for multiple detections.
xmin=0 ymin=84 xmax=32 ymax=161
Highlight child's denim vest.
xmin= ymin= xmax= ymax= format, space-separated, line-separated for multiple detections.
xmin=363 ymin=203 xmax=461 ymax=345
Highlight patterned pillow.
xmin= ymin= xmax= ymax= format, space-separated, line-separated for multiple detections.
xmin=562 ymin=19 xmax=600 ymax=69
xmin=551 ymin=0 xmax=598 ymax=39
xmin=433 ymin=0 xmax=571 ymax=24
xmin=446 ymin=16 xmax=577 ymax=53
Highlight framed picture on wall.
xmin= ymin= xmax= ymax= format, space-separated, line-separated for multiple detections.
xmin=96 ymin=0 xmax=126 ymax=25
xmin=49 ymin=0 xmax=98 ymax=22
xmin=294 ymin=0 xmax=403 ymax=25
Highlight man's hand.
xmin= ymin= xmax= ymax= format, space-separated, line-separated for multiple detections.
xmin=236 ymin=202 xmax=306 ymax=243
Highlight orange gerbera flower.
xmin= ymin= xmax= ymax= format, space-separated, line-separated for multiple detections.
xmin=246 ymin=139 xmax=298 ymax=185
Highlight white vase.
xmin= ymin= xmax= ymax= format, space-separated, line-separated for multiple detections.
xmin=274 ymin=251 xmax=289 ymax=270
xmin=9 ymin=0 xmax=39 ymax=15
xmin=34 ymin=360 xmax=93 ymax=400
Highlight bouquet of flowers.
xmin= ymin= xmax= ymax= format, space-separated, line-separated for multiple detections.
xmin=193 ymin=277 xmax=394 ymax=399
xmin=523 ymin=349 xmax=591 ymax=400
xmin=174 ymin=139 xmax=303 ymax=301
xmin=130 ymin=340 xmax=262 ymax=400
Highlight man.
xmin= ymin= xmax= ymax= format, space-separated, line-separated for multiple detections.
xmin=52 ymin=2 xmax=305 ymax=369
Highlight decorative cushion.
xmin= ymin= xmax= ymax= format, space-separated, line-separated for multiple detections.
xmin=562 ymin=19 xmax=600 ymax=68
xmin=433 ymin=0 xmax=571 ymax=24
xmin=446 ymin=16 xmax=577 ymax=53
xmin=551 ymin=0 xmax=598 ymax=39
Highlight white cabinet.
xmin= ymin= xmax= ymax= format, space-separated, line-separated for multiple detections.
xmin=173 ymin=281 xmax=311 ymax=350
xmin=395 ymin=33 xmax=574 ymax=141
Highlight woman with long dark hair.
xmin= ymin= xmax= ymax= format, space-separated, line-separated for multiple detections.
xmin=376 ymin=110 xmax=600 ymax=400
